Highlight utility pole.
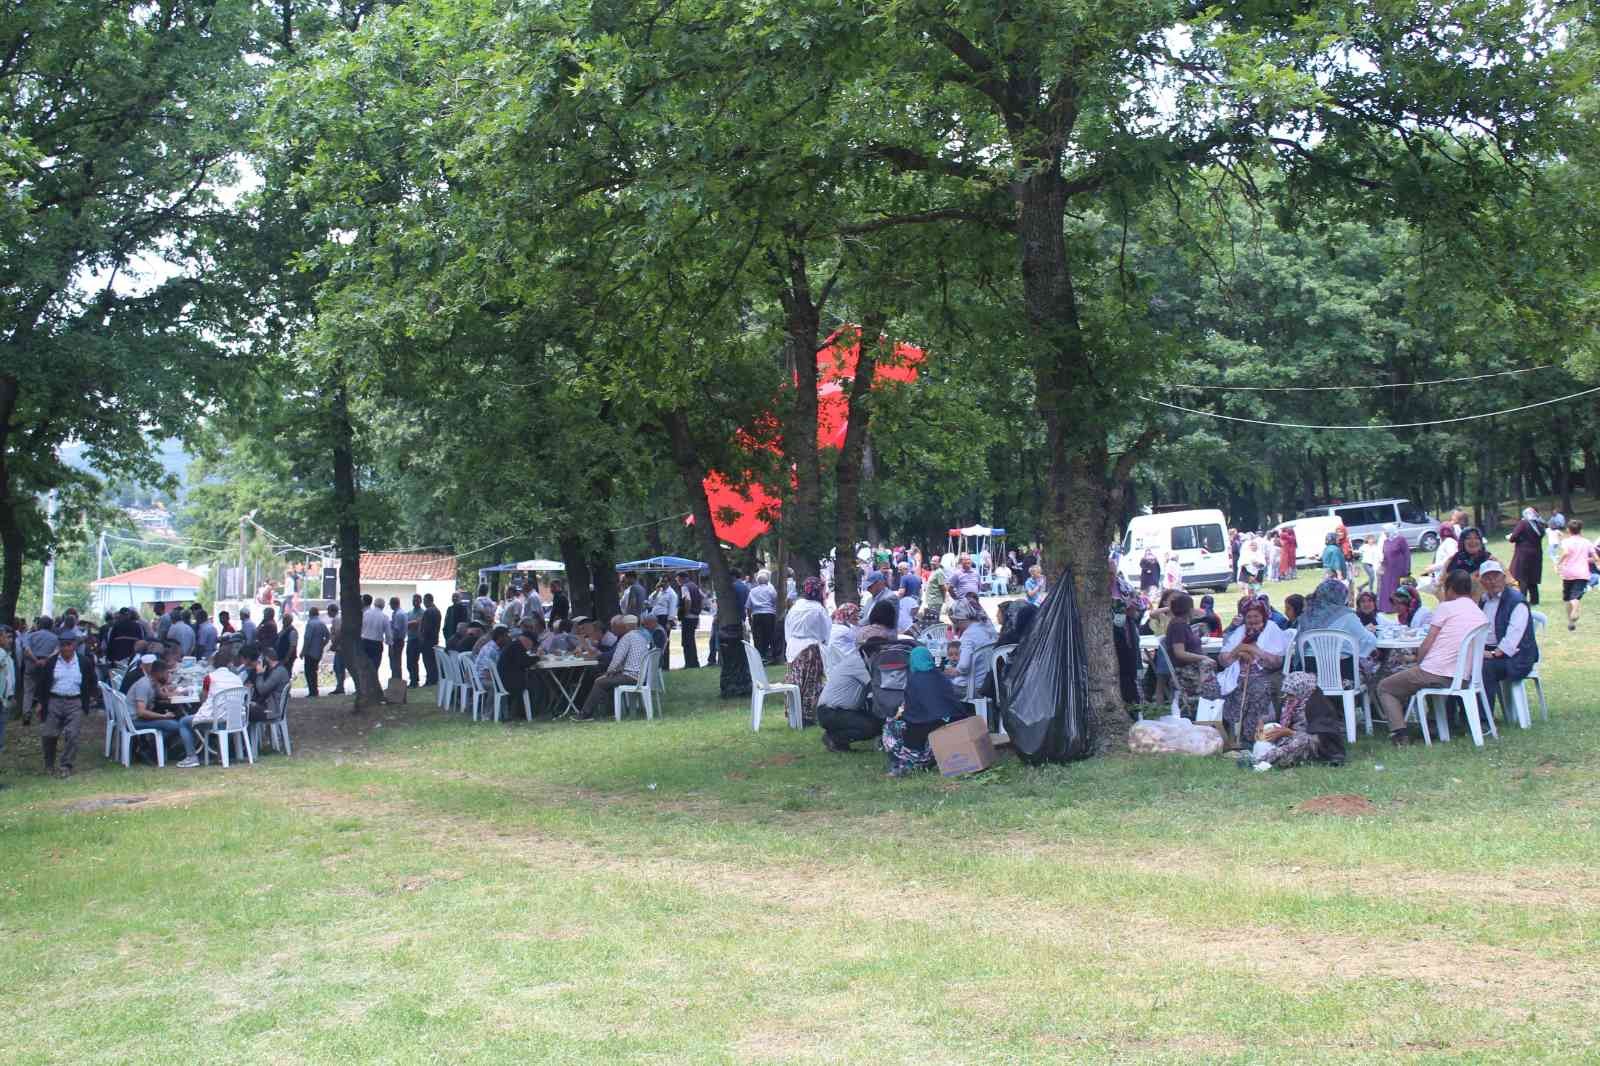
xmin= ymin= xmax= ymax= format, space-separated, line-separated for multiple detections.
xmin=97 ymin=529 xmax=106 ymax=582
xmin=41 ymin=489 xmax=58 ymax=616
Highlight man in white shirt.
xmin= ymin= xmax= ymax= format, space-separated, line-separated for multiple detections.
xmin=578 ymin=616 xmax=650 ymax=720
xmin=360 ymin=594 xmax=388 ymax=672
xmin=33 ymin=630 xmax=94 ymax=778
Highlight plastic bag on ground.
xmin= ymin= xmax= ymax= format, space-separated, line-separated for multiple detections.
xmin=1002 ymin=565 xmax=1092 ymax=764
xmin=1127 ymin=715 xmax=1224 ymax=757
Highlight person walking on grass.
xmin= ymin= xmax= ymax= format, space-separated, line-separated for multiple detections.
xmin=1556 ymin=519 xmax=1599 ymax=631
xmin=32 ymin=630 xmax=95 ymax=779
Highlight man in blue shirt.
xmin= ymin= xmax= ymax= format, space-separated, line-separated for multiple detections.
xmin=731 ymin=569 xmax=751 ymax=632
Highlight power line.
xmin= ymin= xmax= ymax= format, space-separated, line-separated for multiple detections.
xmin=609 ymin=511 xmax=691 ymax=533
xmin=1141 ymin=384 xmax=1600 ymax=430
xmin=1166 ymin=365 xmax=1559 ymax=392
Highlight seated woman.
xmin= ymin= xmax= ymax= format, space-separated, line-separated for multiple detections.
xmin=1249 ymin=671 xmax=1347 ymax=770
xmin=1217 ymin=598 xmax=1289 ymax=745
xmin=781 ymin=578 xmax=831 ymax=724
xmin=946 ymin=600 xmax=999 ymax=698
xmin=1282 ymin=594 xmax=1305 ymax=632
xmin=1296 ymin=577 xmax=1378 ymax=687
xmin=828 ymin=603 xmax=861 ymax=658
xmin=853 ymin=599 xmax=901 ymax=657
xmin=1164 ymin=594 xmax=1221 ymax=717
xmin=1355 ymin=590 xmax=1380 ymax=629
xmin=883 ymin=647 xmax=974 ymax=777
xmin=1196 ymin=595 xmax=1223 ymax=638
xmin=1373 ymin=584 xmax=1433 ymax=680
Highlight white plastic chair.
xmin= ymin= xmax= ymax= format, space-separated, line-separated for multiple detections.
xmin=199 ymin=687 xmax=254 ymax=767
xmin=1406 ymin=624 xmax=1494 ymax=747
xmin=613 ymin=648 xmax=660 ymax=721
xmin=448 ymin=652 xmax=472 ymax=713
xmin=959 ymin=642 xmax=1000 ymax=733
xmin=461 ymin=656 xmax=489 ymax=721
xmin=744 ymin=640 xmax=800 ymax=730
xmin=1296 ymin=629 xmax=1372 ymax=743
xmin=252 ymin=683 xmax=293 ymax=756
xmin=920 ymin=624 xmax=950 ymax=662
xmin=1517 ymin=611 xmax=1549 ymax=722
xmin=485 ymin=662 xmax=511 ymax=723
xmin=109 ymin=688 xmax=167 ymax=768
xmin=435 ymin=648 xmax=455 ymax=710
xmin=100 ymin=682 xmax=122 ymax=759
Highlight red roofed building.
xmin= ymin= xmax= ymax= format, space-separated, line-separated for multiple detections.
xmin=90 ymin=562 xmax=206 ymax=615
xmin=355 ymin=552 xmax=459 ymax=607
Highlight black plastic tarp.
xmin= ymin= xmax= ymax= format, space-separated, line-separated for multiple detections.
xmin=1002 ymin=564 xmax=1093 ymax=763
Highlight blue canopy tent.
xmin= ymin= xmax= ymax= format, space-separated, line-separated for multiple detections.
xmin=615 ymin=555 xmax=709 ymax=574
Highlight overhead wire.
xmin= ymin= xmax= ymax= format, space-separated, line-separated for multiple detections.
xmin=1141 ymin=383 xmax=1600 ymax=430
xmin=1165 ymin=365 xmax=1559 ymax=391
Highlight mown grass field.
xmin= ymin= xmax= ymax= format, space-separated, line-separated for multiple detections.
xmin=3 ymin=555 xmax=1597 ymax=1064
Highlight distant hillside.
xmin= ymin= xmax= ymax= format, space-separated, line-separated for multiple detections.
xmin=61 ymin=438 xmax=191 ymax=505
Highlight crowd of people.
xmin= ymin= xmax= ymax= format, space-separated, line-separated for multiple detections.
xmin=1126 ymin=506 xmax=1579 ymax=755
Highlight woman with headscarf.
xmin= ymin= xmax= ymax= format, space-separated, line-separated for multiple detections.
xmin=1162 ymin=551 xmax=1184 ymax=591
xmin=1248 ymin=672 xmax=1348 ymax=770
xmin=828 ymin=603 xmax=861 ymax=658
xmin=1277 ymin=525 xmax=1298 ymax=580
xmin=1508 ymin=507 xmax=1546 ymax=605
xmin=1216 ymin=598 xmax=1288 ymax=745
xmin=1297 ymin=577 xmax=1378 ymax=686
xmin=1320 ymin=532 xmax=1348 ymax=581
xmin=1196 ymin=595 xmax=1223 ymax=637
xmin=1355 ymin=591 xmax=1380 ymax=628
xmin=1239 ymin=536 xmax=1266 ymax=587
xmin=1378 ymin=524 xmax=1410 ymax=609
xmin=1374 ymin=583 xmax=1433 ymax=680
xmin=883 ymin=646 xmax=975 ymax=777
xmin=853 ymin=598 xmax=901 ymax=657
xmin=1447 ymin=527 xmax=1493 ymax=577
xmin=781 ymin=578 xmax=831 ymax=723
xmin=1139 ymin=549 xmax=1161 ymax=595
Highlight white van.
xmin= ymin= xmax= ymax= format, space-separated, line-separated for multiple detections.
xmin=1117 ymin=509 xmax=1232 ymax=591
xmin=1273 ymin=515 xmax=1346 ymax=568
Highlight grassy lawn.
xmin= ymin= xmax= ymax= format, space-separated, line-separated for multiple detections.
xmin=3 ymin=557 xmax=1598 ymax=1064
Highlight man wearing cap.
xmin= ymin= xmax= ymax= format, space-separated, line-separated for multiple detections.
xmin=577 ymin=615 xmax=649 ymax=721
xmin=122 ymin=651 xmax=159 ymax=695
xmin=864 ymin=571 xmax=895 ymax=610
xmin=32 ymin=629 xmax=95 ymax=778
xmin=1478 ymin=561 xmax=1539 ymax=721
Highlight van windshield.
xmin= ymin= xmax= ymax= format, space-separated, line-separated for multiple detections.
xmin=1171 ymin=524 xmax=1225 ymax=553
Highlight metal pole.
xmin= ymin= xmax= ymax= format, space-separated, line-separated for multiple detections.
xmin=239 ymin=514 xmax=248 ymax=601
xmin=41 ymin=490 xmax=58 ymax=616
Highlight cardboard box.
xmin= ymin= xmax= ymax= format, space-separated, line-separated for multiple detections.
xmin=930 ymin=715 xmax=998 ymax=777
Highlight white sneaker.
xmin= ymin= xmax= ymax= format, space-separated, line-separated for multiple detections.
xmin=176 ymin=756 xmax=200 ymax=768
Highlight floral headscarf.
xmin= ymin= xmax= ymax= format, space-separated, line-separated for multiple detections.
xmin=1449 ymin=527 xmax=1491 ymax=574
xmin=831 ymin=603 xmax=861 ymax=625
xmin=1279 ymin=670 xmax=1319 ymax=728
xmin=802 ymin=576 xmax=825 ymax=602
xmin=1300 ymin=578 xmax=1354 ymax=633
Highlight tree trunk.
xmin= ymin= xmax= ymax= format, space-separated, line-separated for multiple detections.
xmin=585 ymin=529 xmax=620 ymax=622
xmin=557 ymin=534 xmax=594 ymax=618
xmin=1584 ymin=442 xmax=1600 ymax=499
xmin=0 ymin=373 xmax=24 ymax=626
xmin=861 ymin=437 xmax=883 ymax=545
xmin=776 ymin=244 xmax=825 ymax=584
xmin=331 ymin=384 xmax=381 ymax=712
xmin=663 ymin=409 xmax=737 ymax=627
xmin=1015 ymin=163 xmax=1130 ymax=752
xmin=834 ymin=319 xmax=882 ymax=605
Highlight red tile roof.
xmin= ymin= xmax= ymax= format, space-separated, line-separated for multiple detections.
xmin=90 ymin=562 xmax=205 ymax=588
xmin=358 ymin=552 xmax=457 ymax=583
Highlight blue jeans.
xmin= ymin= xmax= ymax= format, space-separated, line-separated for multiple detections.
xmin=332 ymin=651 xmax=346 ymax=690
xmin=139 ymin=716 xmax=197 ymax=759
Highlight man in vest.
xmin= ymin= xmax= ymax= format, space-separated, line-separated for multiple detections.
xmin=32 ymin=630 xmax=96 ymax=778
xmin=1477 ymin=560 xmax=1538 ymax=722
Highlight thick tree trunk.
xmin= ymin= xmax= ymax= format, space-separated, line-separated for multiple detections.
xmin=834 ymin=319 xmax=882 ymax=605
xmin=861 ymin=438 xmax=883 ymax=546
xmin=331 ymin=384 xmax=382 ymax=712
xmin=777 ymin=245 xmax=825 ymax=584
xmin=558 ymin=534 xmax=594 ymax=619
xmin=663 ymin=409 xmax=737 ymax=627
xmin=0 ymin=373 xmax=23 ymax=626
xmin=585 ymin=530 xmax=620 ymax=622
xmin=1016 ymin=164 xmax=1129 ymax=752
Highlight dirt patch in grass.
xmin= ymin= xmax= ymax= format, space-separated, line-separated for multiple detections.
xmin=754 ymin=753 xmax=801 ymax=769
xmin=58 ymin=787 xmax=224 ymax=814
xmin=1293 ymin=793 xmax=1378 ymax=816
